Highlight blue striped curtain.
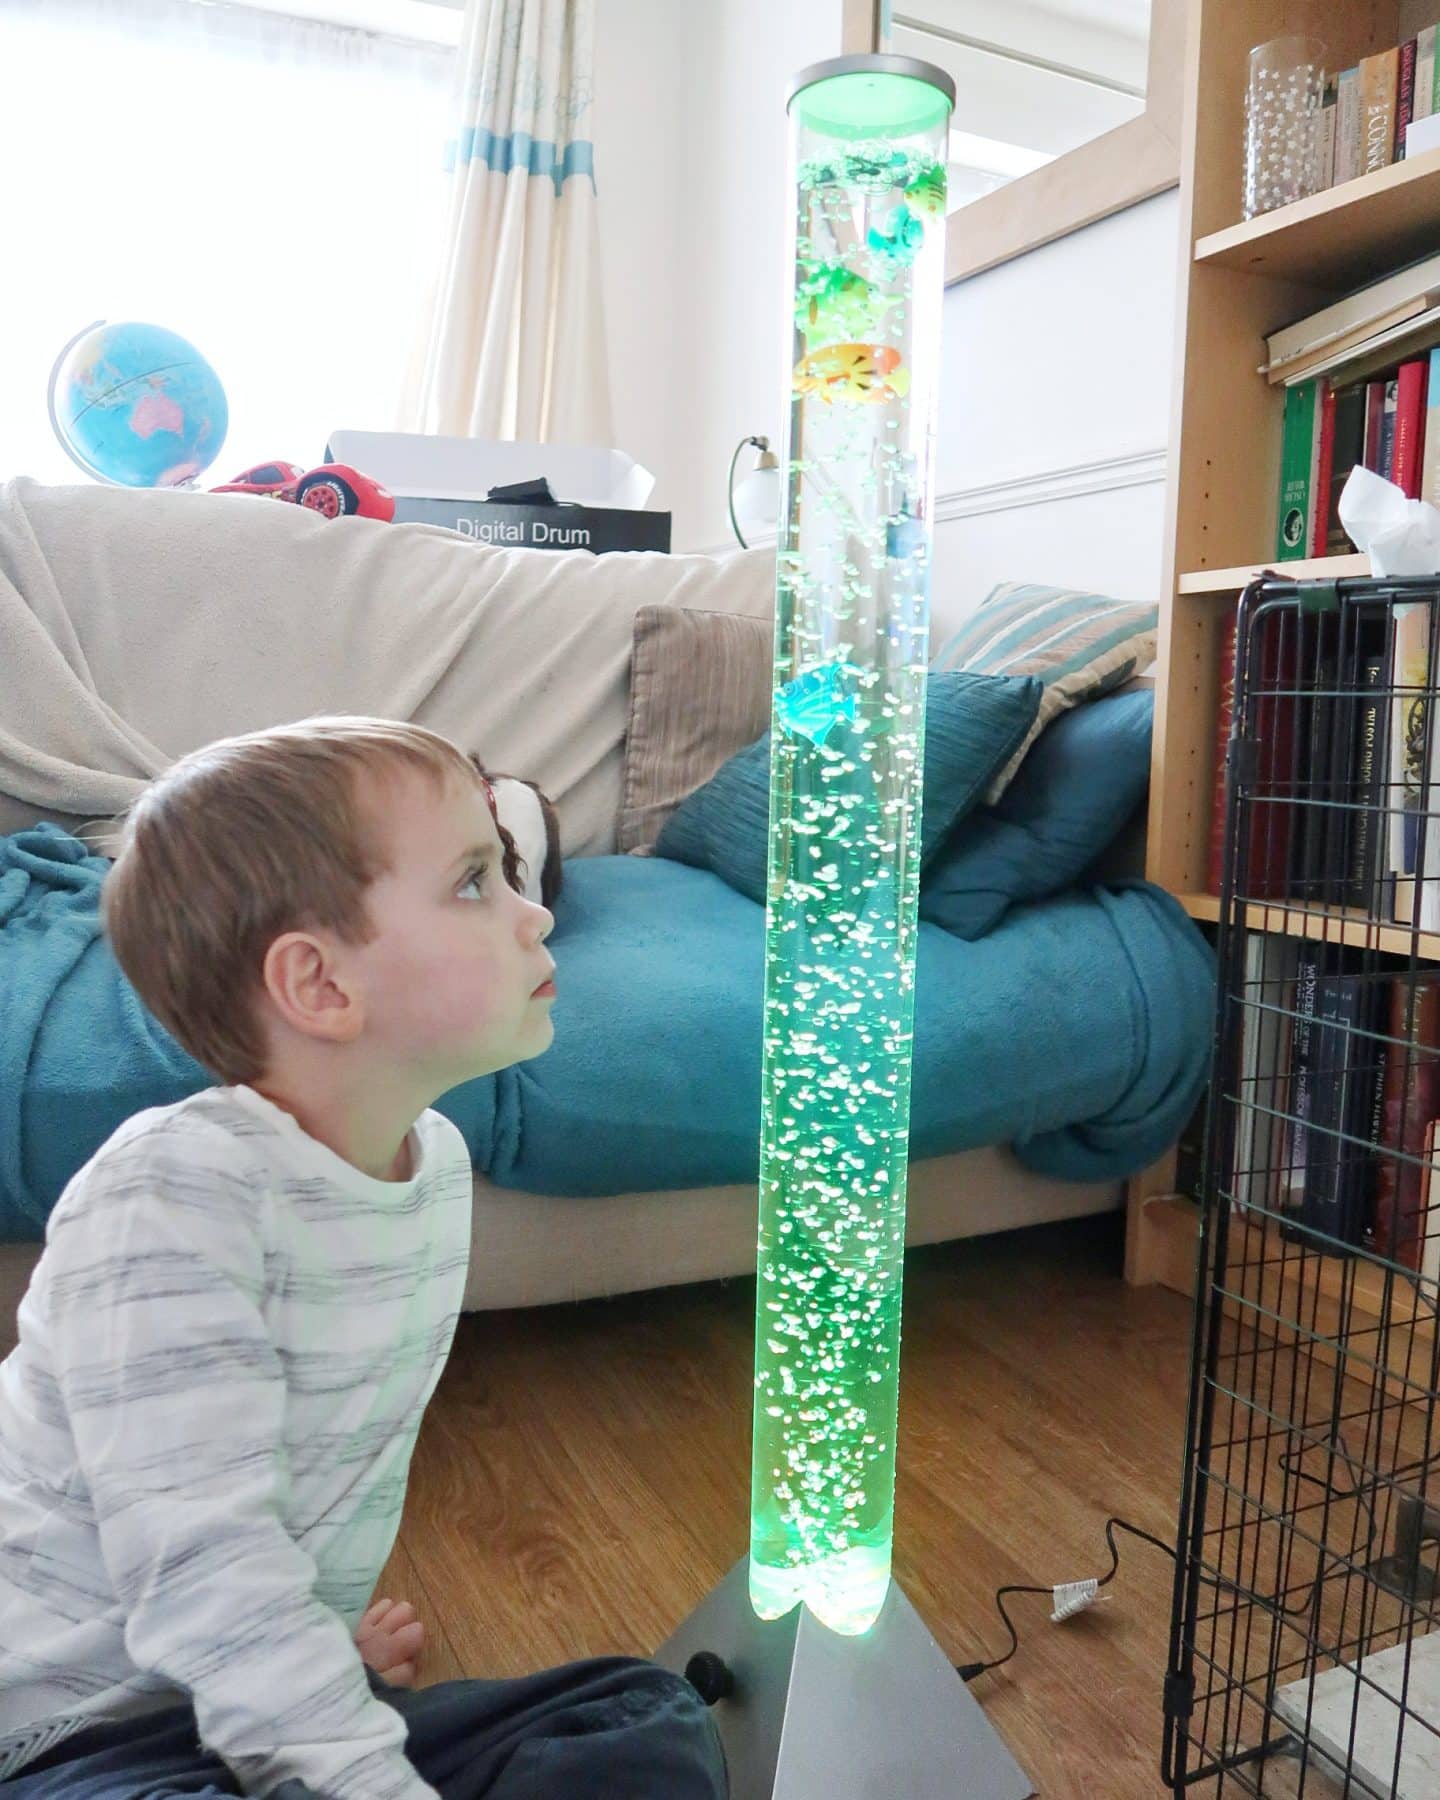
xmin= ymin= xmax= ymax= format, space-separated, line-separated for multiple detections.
xmin=405 ymin=0 xmax=612 ymax=446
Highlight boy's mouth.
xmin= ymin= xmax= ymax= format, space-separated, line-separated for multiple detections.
xmin=531 ymin=965 xmax=557 ymax=999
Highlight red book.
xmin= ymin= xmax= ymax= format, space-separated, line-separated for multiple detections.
xmin=1206 ymin=611 xmax=1296 ymax=900
xmin=1397 ymin=38 xmax=1418 ymax=159
xmin=1311 ymin=384 xmax=1336 ymax=554
xmin=1393 ymin=356 xmax=1430 ymax=497
xmin=1373 ymin=978 xmax=1440 ymax=1265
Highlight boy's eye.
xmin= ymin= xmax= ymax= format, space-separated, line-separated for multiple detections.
xmin=458 ymin=865 xmax=488 ymax=900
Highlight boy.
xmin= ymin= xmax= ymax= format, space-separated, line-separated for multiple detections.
xmin=0 ymin=719 xmax=726 ymax=1800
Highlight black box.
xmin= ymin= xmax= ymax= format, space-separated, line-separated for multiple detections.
xmin=392 ymin=496 xmax=671 ymax=553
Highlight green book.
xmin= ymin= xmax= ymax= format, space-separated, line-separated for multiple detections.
xmin=1276 ymin=380 xmax=1319 ymax=560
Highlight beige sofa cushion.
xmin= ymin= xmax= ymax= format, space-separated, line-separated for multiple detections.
xmin=619 ymin=607 xmax=773 ymax=853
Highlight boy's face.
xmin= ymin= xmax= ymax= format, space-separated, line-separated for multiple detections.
xmin=350 ymin=768 xmax=556 ymax=1087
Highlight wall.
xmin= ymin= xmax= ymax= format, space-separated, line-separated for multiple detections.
xmin=595 ymin=0 xmax=842 ymax=551
xmin=595 ymin=5 xmax=1178 ymax=612
xmin=930 ymin=187 xmax=1179 ymax=641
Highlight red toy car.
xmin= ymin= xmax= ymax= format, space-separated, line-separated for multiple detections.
xmin=211 ymin=461 xmax=395 ymax=522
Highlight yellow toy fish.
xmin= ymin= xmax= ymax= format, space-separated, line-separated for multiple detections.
xmin=904 ymin=164 xmax=947 ymax=218
xmin=792 ymin=343 xmax=910 ymax=404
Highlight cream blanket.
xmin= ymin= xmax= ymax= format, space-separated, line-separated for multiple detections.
xmin=0 ymin=480 xmax=773 ymax=856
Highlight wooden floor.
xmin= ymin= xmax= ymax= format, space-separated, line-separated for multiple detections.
xmin=379 ymin=1214 xmax=1196 ymax=1797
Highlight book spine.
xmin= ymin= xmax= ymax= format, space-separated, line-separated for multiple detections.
xmin=1206 ymin=623 xmax=1234 ymax=896
xmin=1346 ymin=649 xmax=1389 ymax=910
xmin=1380 ymin=376 xmax=1400 ymax=481
xmin=1277 ymin=380 xmax=1319 ymax=559
xmin=1424 ymin=347 xmax=1440 ymax=509
xmin=1285 ymin=952 xmax=1323 ymax=1223
xmin=1361 ymin=47 xmax=1400 ymax=174
xmin=1362 ymin=1028 xmax=1391 ymax=1252
xmin=1311 ymin=90 xmax=1338 ymax=193
xmin=1393 ymin=357 xmax=1430 ymax=497
xmin=1328 ymin=382 xmax=1367 ymax=552
xmin=1419 ymin=26 xmax=1437 ymax=123
xmin=1311 ymin=384 xmax=1336 ymax=554
xmin=1374 ymin=978 xmax=1440 ymax=1266
xmin=1389 ymin=603 xmax=1431 ymax=924
xmin=1298 ymin=975 xmax=1376 ymax=1247
xmin=1398 ymin=38 xmax=1418 ymax=159
xmin=1336 ymin=68 xmax=1361 ymax=181
xmin=1363 ymin=378 xmax=1387 ymax=470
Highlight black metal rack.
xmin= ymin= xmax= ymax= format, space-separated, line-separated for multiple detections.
xmin=1165 ymin=574 xmax=1440 ymax=1798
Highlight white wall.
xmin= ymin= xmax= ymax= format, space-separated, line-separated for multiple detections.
xmin=929 ymin=187 xmax=1178 ymax=641
xmin=595 ymin=0 xmax=842 ymax=551
xmin=596 ymin=5 xmax=1178 ymax=613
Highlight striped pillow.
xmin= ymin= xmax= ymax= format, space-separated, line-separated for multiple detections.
xmin=618 ymin=606 xmax=773 ymax=852
xmin=933 ymin=580 xmax=1158 ymax=800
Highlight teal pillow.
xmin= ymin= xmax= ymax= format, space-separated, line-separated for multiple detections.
xmin=655 ymin=670 xmax=1043 ymax=904
xmin=920 ymin=687 xmax=1153 ymax=940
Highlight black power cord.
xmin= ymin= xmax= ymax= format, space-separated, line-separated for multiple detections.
xmin=957 ymin=1516 xmax=1177 ymax=1682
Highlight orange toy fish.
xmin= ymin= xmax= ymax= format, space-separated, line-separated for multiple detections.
xmin=792 ymin=342 xmax=910 ymax=404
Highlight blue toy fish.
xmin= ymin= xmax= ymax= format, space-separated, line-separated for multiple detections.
xmin=775 ymin=662 xmax=860 ymax=746
xmin=866 ymin=203 xmax=925 ymax=270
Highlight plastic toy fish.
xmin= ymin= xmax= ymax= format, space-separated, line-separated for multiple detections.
xmin=794 ymin=265 xmax=899 ymax=345
xmin=792 ymin=342 xmax=910 ymax=404
xmin=866 ymin=203 xmax=925 ymax=270
xmin=904 ymin=164 xmax=947 ymax=217
xmin=775 ymin=662 xmax=860 ymax=746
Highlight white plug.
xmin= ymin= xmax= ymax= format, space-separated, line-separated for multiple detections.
xmin=1051 ymin=1578 xmax=1106 ymax=1622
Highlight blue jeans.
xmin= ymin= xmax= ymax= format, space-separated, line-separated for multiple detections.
xmin=6 ymin=1660 xmax=726 ymax=1799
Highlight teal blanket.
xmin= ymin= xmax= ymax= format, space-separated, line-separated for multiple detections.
xmin=0 ymin=826 xmax=1213 ymax=1237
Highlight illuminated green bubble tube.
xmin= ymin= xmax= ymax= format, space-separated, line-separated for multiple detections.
xmin=749 ymin=59 xmax=954 ymax=1639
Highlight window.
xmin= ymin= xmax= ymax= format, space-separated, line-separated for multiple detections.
xmin=0 ymin=0 xmax=454 ymax=486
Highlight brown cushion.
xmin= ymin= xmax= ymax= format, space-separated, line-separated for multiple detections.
xmin=618 ymin=606 xmax=773 ymax=853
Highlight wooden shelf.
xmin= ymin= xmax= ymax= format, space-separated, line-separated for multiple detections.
xmin=1177 ymin=554 xmax=1371 ymax=595
xmin=1194 ymin=146 xmax=1440 ymax=288
xmin=1174 ymin=893 xmax=1440 ymax=962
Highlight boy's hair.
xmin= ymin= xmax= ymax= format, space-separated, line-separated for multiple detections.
xmin=104 ymin=717 xmax=489 ymax=1086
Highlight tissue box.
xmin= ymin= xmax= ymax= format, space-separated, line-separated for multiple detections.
xmin=325 ymin=429 xmax=671 ymax=553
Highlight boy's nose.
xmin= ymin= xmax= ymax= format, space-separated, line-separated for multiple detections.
xmin=524 ymin=901 xmax=554 ymax=945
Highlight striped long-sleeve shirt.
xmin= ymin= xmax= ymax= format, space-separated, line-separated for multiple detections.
xmin=0 ymin=1085 xmax=473 ymax=1797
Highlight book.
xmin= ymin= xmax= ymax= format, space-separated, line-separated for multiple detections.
xmin=1294 ymin=969 xmax=1384 ymax=1248
xmin=1206 ymin=611 xmax=1297 ymax=901
xmin=1389 ymin=602 xmax=1432 ymax=926
xmin=1311 ymin=384 xmax=1336 ymax=555
xmin=1336 ymin=66 xmax=1362 ymax=182
xmin=1421 ymin=346 xmax=1440 ymax=509
xmin=1393 ymin=356 xmax=1430 ymax=497
xmin=1265 ymin=247 xmax=1440 ymax=373
xmin=1289 ymin=618 xmax=1338 ymax=903
xmin=1276 ymin=379 xmax=1319 ymax=559
xmin=1343 ymin=632 xmax=1391 ymax=913
xmin=1380 ymin=376 xmax=1400 ymax=480
xmin=1231 ymin=935 xmax=1302 ymax=1215
xmin=1397 ymin=38 xmax=1418 ymax=159
xmin=1420 ymin=1119 xmax=1440 ymax=1287
xmin=1326 ymin=383 xmax=1367 ymax=552
xmin=1362 ymin=378 xmax=1387 ymax=472
xmin=1311 ymin=90 xmax=1337 ymax=193
xmin=1419 ymin=26 xmax=1437 ymax=124
xmin=1361 ymin=46 xmax=1400 ymax=174
xmin=1282 ymin=948 xmax=1324 ymax=1226
xmin=1373 ymin=977 xmax=1440 ymax=1265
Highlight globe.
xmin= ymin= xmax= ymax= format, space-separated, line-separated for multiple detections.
xmin=48 ymin=321 xmax=229 ymax=488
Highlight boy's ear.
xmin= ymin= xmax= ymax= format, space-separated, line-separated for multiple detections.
xmin=262 ymin=931 xmax=364 ymax=1044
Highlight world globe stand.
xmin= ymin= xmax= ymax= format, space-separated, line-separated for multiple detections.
xmin=655 ymin=54 xmax=1030 ymax=1800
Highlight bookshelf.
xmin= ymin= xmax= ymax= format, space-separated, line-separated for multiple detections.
xmin=1126 ymin=0 xmax=1440 ymax=1296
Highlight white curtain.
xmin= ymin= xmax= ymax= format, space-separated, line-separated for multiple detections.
xmin=0 ymin=0 xmax=452 ymax=484
xmin=403 ymin=0 xmax=613 ymax=447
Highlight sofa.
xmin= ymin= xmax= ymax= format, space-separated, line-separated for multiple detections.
xmin=0 ymin=480 xmax=1210 ymax=1355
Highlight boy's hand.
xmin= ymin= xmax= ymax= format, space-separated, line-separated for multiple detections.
xmin=355 ymin=1597 xmax=425 ymax=1688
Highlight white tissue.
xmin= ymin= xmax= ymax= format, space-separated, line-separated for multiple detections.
xmin=1337 ymin=464 xmax=1440 ymax=576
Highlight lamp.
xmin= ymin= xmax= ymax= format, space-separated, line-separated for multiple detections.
xmin=727 ymin=435 xmax=780 ymax=547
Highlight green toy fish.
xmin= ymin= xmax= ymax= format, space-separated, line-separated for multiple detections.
xmin=794 ymin=265 xmax=899 ymax=346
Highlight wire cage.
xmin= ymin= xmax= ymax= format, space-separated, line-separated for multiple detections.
xmin=1166 ymin=574 xmax=1440 ymax=1799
